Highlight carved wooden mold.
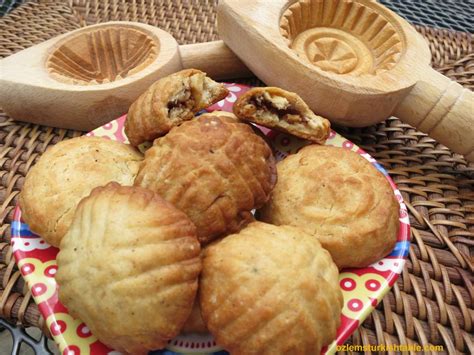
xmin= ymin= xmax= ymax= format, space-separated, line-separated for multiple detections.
xmin=47 ymin=26 xmax=159 ymax=85
xmin=280 ymin=0 xmax=403 ymax=76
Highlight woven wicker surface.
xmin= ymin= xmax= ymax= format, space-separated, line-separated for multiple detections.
xmin=0 ymin=0 xmax=472 ymax=353
xmin=3 ymin=0 xmax=474 ymax=32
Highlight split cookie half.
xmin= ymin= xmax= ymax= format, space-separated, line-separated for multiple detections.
xmin=125 ymin=69 xmax=229 ymax=146
xmin=233 ymin=87 xmax=331 ymax=144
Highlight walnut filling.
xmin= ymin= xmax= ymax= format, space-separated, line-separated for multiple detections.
xmin=167 ymin=79 xmax=195 ymax=122
xmin=248 ymin=93 xmax=324 ymax=131
xmin=167 ymin=74 xmax=222 ymax=122
xmin=249 ymin=94 xmax=303 ymax=124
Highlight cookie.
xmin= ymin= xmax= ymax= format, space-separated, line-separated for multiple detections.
xmin=125 ymin=69 xmax=229 ymax=146
xmin=135 ymin=113 xmax=276 ymax=244
xmin=19 ymin=136 xmax=142 ymax=247
xmin=259 ymin=145 xmax=399 ymax=269
xmin=56 ymin=183 xmax=201 ymax=354
xmin=233 ymin=87 xmax=330 ymax=144
xmin=200 ymin=222 xmax=342 ymax=354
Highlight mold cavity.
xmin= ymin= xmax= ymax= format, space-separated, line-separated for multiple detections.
xmin=280 ymin=0 xmax=403 ymax=75
xmin=47 ymin=26 xmax=158 ymax=85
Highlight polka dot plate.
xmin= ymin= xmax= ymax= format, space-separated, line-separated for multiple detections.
xmin=12 ymin=83 xmax=410 ymax=355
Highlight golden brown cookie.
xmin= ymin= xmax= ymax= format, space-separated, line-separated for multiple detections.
xmin=135 ymin=113 xmax=276 ymax=244
xmin=56 ymin=183 xmax=201 ymax=354
xmin=19 ymin=136 xmax=142 ymax=247
xmin=207 ymin=110 xmax=274 ymax=149
xmin=233 ymin=87 xmax=331 ymax=144
xmin=201 ymin=110 xmax=238 ymax=120
xmin=125 ymin=69 xmax=229 ymax=146
xmin=259 ymin=145 xmax=399 ymax=269
xmin=182 ymin=246 xmax=208 ymax=335
xmin=200 ymin=222 xmax=342 ymax=354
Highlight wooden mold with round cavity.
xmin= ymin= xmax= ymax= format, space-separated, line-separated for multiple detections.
xmin=0 ymin=5 xmax=472 ymax=161
xmin=280 ymin=0 xmax=403 ymax=76
xmin=0 ymin=22 xmax=250 ymax=131
xmin=47 ymin=27 xmax=159 ymax=85
xmin=217 ymin=0 xmax=474 ymax=161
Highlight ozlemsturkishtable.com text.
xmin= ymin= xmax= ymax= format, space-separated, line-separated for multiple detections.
xmin=336 ymin=344 xmax=444 ymax=352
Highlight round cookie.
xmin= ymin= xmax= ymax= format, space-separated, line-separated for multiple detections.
xmin=56 ymin=183 xmax=201 ymax=354
xmin=135 ymin=113 xmax=276 ymax=244
xmin=19 ymin=136 xmax=142 ymax=247
xmin=259 ymin=145 xmax=399 ymax=269
xmin=200 ymin=222 xmax=342 ymax=355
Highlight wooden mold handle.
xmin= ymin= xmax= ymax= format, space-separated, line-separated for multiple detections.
xmin=179 ymin=40 xmax=252 ymax=80
xmin=394 ymin=68 xmax=474 ymax=162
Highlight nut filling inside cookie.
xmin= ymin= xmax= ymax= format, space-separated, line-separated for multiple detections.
xmin=167 ymin=84 xmax=194 ymax=121
xmin=248 ymin=92 xmax=321 ymax=130
xmin=167 ymin=74 xmax=222 ymax=123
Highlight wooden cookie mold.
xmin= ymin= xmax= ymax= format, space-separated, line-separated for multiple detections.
xmin=47 ymin=27 xmax=158 ymax=85
xmin=0 ymin=22 xmax=249 ymax=131
xmin=0 ymin=3 xmax=472 ymax=161
xmin=218 ymin=0 xmax=474 ymax=161
xmin=280 ymin=0 xmax=402 ymax=76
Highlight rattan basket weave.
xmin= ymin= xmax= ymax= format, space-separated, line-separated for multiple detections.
xmin=0 ymin=1 xmax=472 ymax=353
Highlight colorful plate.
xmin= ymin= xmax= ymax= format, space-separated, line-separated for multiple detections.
xmin=11 ymin=83 xmax=410 ymax=355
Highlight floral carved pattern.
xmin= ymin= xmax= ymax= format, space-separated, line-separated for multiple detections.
xmin=307 ymin=38 xmax=358 ymax=74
